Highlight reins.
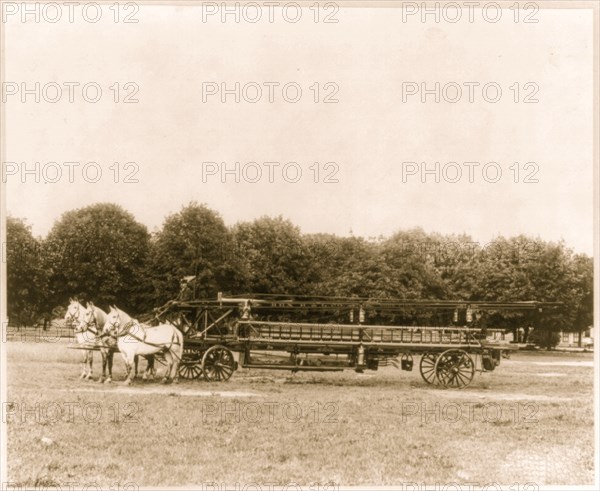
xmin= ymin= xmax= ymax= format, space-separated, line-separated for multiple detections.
xmin=75 ymin=314 xmax=99 ymax=335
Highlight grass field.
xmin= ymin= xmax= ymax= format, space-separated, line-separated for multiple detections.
xmin=4 ymin=339 xmax=596 ymax=488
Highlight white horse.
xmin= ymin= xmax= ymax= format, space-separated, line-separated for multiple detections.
xmin=103 ymin=306 xmax=183 ymax=385
xmin=77 ymin=301 xmax=116 ymax=383
xmin=64 ymin=298 xmax=98 ymax=379
xmin=80 ymin=302 xmax=157 ymax=383
xmin=65 ymin=299 xmax=156 ymax=382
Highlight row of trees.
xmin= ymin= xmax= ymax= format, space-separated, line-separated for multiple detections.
xmin=5 ymin=202 xmax=594 ymax=340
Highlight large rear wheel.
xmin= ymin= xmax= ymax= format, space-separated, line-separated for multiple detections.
xmin=434 ymin=349 xmax=475 ymax=389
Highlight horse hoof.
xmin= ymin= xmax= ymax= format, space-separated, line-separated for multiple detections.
xmin=104 ymin=378 xmax=112 ymax=384
xmin=161 ymin=378 xmax=169 ymax=384
xmin=97 ymin=378 xmax=104 ymax=383
xmin=123 ymin=379 xmax=131 ymax=386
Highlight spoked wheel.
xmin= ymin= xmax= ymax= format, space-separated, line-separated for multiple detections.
xmin=202 ymin=345 xmax=235 ymax=382
xmin=419 ymin=352 xmax=438 ymax=385
xmin=434 ymin=349 xmax=475 ymax=389
xmin=179 ymin=349 xmax=203 ymax=380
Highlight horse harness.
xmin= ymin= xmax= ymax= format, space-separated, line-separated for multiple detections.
xmin=75 ymin=309 xmax=100 ymax=336
xmin=109 ymin=319 xmax=182 ymax=359
xmin=66 ymin=304 xmax=98 ymax=335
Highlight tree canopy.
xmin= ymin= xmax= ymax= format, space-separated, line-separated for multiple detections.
xmin=5 ymin=202 xmax=594 ymax=338
xmin=149 ymin=202 xmax=240 ymax=304
xmin=43 ymin=203 xmax=150 ymax=313
xmin=6 ymin=217 xmax=47 ymax=325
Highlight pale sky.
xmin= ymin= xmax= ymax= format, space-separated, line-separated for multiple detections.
xmin=2 ymin=4 xmax=595 ymax=254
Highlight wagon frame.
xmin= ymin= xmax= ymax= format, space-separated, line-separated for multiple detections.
xmin=150 ymin=294 xmax=561 ymax=389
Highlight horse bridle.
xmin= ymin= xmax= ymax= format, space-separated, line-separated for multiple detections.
xmin=65 ymin=312 xmax=75 ymax=328
xmin=75 ymin=307 xmax=100 ymax=335
xmin=104 ymin=313 xmax=135 ymax=339
xmin=65 ymin=304 xmax=81 ymax=330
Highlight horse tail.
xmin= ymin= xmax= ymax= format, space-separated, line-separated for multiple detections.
xmin=173 ymin=327 xmax=184 ymax=359
xmin=168 ymin=326 xmax=184 ymax=382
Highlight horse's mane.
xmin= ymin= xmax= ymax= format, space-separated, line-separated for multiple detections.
xmin=90 ymin=304 xmax=107 ymax=325
xmin=115 ymin=306 xmax=133 ymax=325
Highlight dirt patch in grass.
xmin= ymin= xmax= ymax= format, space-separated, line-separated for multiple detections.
xmin=56 ymin=386 xmax=258 ymax=398
xmin=508 ymin=360 xmax=594 ymax=367
xmin=499 ymin=444 xmax=593 ymax=485
xmin=433 ymin=390 xmax=573 ymax=401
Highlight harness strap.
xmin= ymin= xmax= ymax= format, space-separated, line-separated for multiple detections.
xmin=112 ymin=320 xmax=182 ymax=361
xmin=75 ymin=312 xmax=99 ymax=335
xmin=76 ymin=324 xmax=99 ymax=335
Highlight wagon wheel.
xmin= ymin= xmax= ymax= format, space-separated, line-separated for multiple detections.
xmin=179 ymin=349 xmax=203 ymax=379
xmin=202 ymin=345 xmax=235 ymax=382
xmin=434 ymin=349 xmax=475 ymax=389
xmin=419 ymin=352 xmax=438 ymax=385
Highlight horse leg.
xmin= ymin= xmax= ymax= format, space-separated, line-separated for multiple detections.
xmin=142 ymin=356 xmax=148 ymax=380
xmin=89 ymin=350 xmax=95 ymax=380
xmin=162 ymin=353 xmax=172 ymax=384
xmin=134 ymin=355 xmax=139 ymax=379
xmin=141 ymin=357 xmax=147 ymax=380
xmin=80 ymin=351 xmax=87 ymax=379
xmin=120 ymin=352 xmax=132 ymax=385
xmin=85 ymin=350 xmax=93 ymax=380
xmin=98 ymin=350 xmax=106 ymax=383
xmin=172 ymin=352 xmax=181 ymax=385
xmin=143 ymin=356 xmax=155 ymax=380
xmin=105 ymin=351 xmax=113 ymax=383
xmin=141 ymin=356 xmax=148 ymax=380
xmin=127 ymin=352 xmax=139 ymax=385
xmin=171 ymin=333 xmax=183 ymax=385
xmin=123 ymin=362 xmax=132 ymax=385
xmin=148 ymin=355 xmax=156 ymax=379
